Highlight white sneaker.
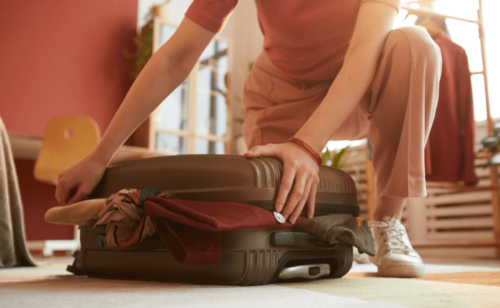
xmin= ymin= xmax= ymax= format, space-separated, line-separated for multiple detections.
xmin=368 ymin=216 xmax=425 ymax=278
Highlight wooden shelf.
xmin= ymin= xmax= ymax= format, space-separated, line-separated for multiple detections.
xmin=426 ymin=182 xmax=500 ymax=192
xmin=476 ymin=151 xmax=493 ymax=160
xmin=413 ymin=240 xmax=500 ymax=249
xmin=8 ymin=132 xmax=167 ymax=164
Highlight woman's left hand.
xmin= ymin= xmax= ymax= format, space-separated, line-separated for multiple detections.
xmin=244 ymin=142 xmax=320 ymax=224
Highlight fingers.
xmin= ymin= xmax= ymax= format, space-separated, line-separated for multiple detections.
xmin=281 ymin=171 xmax=308 ymax=221
xmin=66 ymin=186 xmax=89 ymax=205
xmin=55 ymin=177 xmax=61 ymax=203
xmin=275 ymin=165 xmax=296 ymax=213
xmin=244 ymin=144 xmax=279 ymax=158
xmin=57 ymin=172 xmax=86 ymax=205
xmin=56 ymin=179 xmax=69 ymax=205
xmin=288 ymin=177 xmax=313 ymax=224
xmin=307 ymin=176 xmax=319 ymax=219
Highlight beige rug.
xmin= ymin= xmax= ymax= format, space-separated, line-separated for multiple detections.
xmin=1 ymin=260 xmax=499 ymax=308
xmin=284 ymin=275 xmax=500 ymax=308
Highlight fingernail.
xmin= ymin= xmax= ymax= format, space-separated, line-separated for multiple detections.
xmin=246 ymin=150 xmax=253 ymax=154
xmin=275 ymin=204 xmax=282 ymax=212
xmin=290 ymin=217 xmax=297 ymax=224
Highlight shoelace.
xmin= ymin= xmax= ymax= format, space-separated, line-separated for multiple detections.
xmin=368 ymin=220 xmax=413 ymax=255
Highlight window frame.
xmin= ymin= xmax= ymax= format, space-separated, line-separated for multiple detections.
xmin=150 ymin=16 xmax=232 ymax=155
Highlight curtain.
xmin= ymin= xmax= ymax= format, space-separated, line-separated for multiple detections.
xmin=0 ymin=117 xmax=35 ymax=268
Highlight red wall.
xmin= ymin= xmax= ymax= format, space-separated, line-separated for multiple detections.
xmin=0 ymin=0 xmax=137 ymax=136
xmin=14 ymin=159 xmax=74 ymax=241
xmin=0 ymin=0 xmax=137 ymax=243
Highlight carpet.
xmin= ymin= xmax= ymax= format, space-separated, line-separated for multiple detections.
xmin=1 ymin=260 xmax=499 ymax=308
xmin=419 ymin=271 xmax=500 ymax=286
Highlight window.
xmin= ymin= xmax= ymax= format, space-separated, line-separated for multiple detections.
xmin=150 ymin=20 xmax=231 ymax=154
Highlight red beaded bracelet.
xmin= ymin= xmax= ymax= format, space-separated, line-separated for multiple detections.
xmin=287 ymin=137 xmax=322 ymax=166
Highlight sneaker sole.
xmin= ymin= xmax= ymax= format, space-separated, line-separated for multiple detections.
xmin=378 ymin=264 xmax=425 ymax=278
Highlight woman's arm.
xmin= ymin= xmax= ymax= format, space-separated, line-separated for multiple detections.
xmin=245 ymin=3 xmax=398 ymax=223
xmin=56 ymin=18 xmax=215 ymax=204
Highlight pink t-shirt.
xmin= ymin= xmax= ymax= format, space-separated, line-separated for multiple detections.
xmin=185 ymin=0 xmax=400 ymax=80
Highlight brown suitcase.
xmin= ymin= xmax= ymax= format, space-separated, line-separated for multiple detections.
xmin=68 ymin=155 xmax=359 ymax=285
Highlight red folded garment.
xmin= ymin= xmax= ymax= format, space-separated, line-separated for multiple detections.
xmin=143 ymin=197 xmax=305 ymax=265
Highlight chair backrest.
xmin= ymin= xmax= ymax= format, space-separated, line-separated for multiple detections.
xmin=34 ymin=116 xmax=101 ymax=184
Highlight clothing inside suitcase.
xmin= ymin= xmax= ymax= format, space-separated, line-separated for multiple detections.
xmin=68 ymin=155 xmax=360 ymax=285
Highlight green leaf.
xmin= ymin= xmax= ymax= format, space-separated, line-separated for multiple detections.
xmin=330 ymin=145 xmax=350 ymax=169
xmin=321 ymin=149 xmax=332 ymax=165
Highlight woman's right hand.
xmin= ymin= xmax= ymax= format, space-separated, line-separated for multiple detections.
xmin=55 ymin=155 xmax=107 ymax=205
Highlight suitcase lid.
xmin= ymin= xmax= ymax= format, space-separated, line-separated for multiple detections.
xmin=89 ymin=155 xmax=359 ymax=216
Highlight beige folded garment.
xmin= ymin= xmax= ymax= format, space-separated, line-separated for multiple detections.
xmin=44 ymin=188 xmax=159 ymax=248
xmin=44 ymin=199 xmax=106 ymax=225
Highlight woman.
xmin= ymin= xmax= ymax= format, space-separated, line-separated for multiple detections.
xmin=56 ymin=0 xmax=441 ymax=278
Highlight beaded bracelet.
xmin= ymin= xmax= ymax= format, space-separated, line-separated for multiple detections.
xmin=287 ymin=137 xmax=322 ymax=166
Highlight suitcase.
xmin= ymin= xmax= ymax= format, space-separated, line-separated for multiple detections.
xmin=68 ymin=155 xmax=359 ymax=285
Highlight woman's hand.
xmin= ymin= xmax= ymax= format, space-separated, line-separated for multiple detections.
xmin=55 ymin=155 xmax=107 ymax=205
xmin=244 ymin=143 xmax=320 ymax=223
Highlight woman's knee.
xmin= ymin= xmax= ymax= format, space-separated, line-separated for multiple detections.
xmin=385 ymin=26 xmax=441 ymax=72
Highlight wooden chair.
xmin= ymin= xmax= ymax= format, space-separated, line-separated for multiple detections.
xmin=33 ymin=115 xmax=100 ymax=256
xmin=34 ymin=115 xmax=100 ymax=184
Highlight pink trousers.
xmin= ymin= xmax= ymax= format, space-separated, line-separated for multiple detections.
xmin=241 ymin=26 xmax=442 ymax=198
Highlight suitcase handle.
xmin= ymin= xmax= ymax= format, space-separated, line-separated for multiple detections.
xmin=270 ymin=248 xmax=349 ymax=283
xmin=271 ymin=232 xmax=340 ymax=249
xmin=278 ymin=263 xmax=330 ymax=280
